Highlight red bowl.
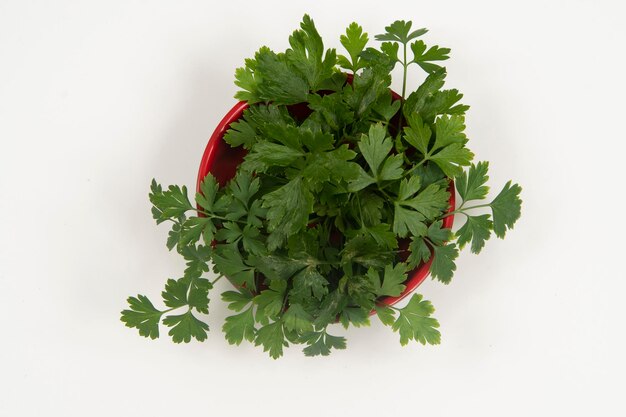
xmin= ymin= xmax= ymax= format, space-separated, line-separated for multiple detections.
xmin=197 ymin=98 xmax=455 ymax=310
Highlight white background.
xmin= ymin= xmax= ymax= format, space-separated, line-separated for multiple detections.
xmin=1 ymin=0 xmax=625 ymax=415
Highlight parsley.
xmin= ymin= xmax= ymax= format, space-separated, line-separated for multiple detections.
xmin=121 ymin=15 xmax=522 ymax=358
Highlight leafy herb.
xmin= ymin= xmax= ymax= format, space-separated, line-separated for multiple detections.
xmin=121 ymin=15 xmax=522 ymax=358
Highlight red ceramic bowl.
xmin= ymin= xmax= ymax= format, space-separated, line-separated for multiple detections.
xmin=197 ymin=97 xmax=455 ymax=310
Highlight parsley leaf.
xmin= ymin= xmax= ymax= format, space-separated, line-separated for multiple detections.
xmin=393 ymin=183 xmax=449 ymax=237
xmin=149 ymin=181 xmax=194 ymax=222
xmin=375 ymin=20 xmax=427 ymax=43
xmin=430 ymin=244 xmax=459 ymax=284
xmin=392 ymin=294 xmax=440 ymax=345
xmin=221 ymin=289 xmax=254 ymax=312
xmin=301 ymin=329 xmax=347 ymax=357
xmin=286 ymin=14 xmax=336 ymax=91
xmin=357 ymin=123 xmax=401 ymax=182
xmin=367 ymin=263 xmax=408 ymax=297
xmin=262 ymin=177 xmax=314 ymax=250
xmin=410 ymin=40 xmax=450 ymax=74
xmin=254 ymin=47 xmax=309 ymax=105
xmin=223 ymin=307 xmax=256 ymax=345
xmin=121 ymin=295 xmax=163 ymax=339
xmin=283 ymin=303 xmax=314 ymax=332
xmin=255 ymin=321 xmax=287 ymax=359
xmin=456 ymin=214 xmax=492 ymax=254
xmin=212 ymin=245 xmax=255 ymax=288
xmin=338 ymin=22 xmax=369 ymax=73
xmin=456 ymin=161 xmax=490 ymax=202
xmin=163 ymin=311 xmax=209 ymax=343
xmin=490 ymin=181 xmax=522 ymax=239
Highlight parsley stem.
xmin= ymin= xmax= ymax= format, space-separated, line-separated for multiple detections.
xmin=377 ymin=185 xmax=393 ymax=201
xmin=195 ymin=210 xmax=248 ymax=225
xmin=397 ymin=42 xmax=408 ymax=136
xmin=403 ymin=157 xmax=428 ymax=177
xmin=401 ymin=43 xmax=408 ymax=102
xmin=440 ymin=203 xmax=491 ymax=218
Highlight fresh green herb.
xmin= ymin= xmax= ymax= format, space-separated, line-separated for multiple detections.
xmin=121 ymin=15 xmax=522 ymax=358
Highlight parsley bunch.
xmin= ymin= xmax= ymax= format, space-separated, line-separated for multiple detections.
xmin=121 ymin=15 xmax=522 ymax=358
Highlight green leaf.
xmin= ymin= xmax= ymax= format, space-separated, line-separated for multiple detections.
xmin=427 ymin=220 xmax=452 ymax=245
xmin=166 ymin=221 xmax=182 ymax=250
xmin=301 ymin=145 xmax=360 ymax=190
xmin=410 ymin=40 xmax=450 ymax=73
xmin=429 ymin=143 xmax=474 ymax=178
xmin=149 ymin=181 xmax=193 ymax=222
xmin=301 ymin=330 xmax=347 ymax=357
xmin=292 ymin=266 xmax=329 ymax=301
xmin=308 ymin=93 xmax=354 ymax=131
xmin=254 ymin=47 xmax=309 ymax=105
xmin=242 ymin=142 xmax=304 ymax=173
xmin=229 ymin=172 xmax=260 ymax=205
xmin=262 ymin=177 xmax=314 ymax=250
xmin=375 ymin=305 xmax=396 ymax=326
xmin=359 ymin=47 xmax=397 ymax=72
xmin=456 ymin=214 xmax=492 ymax=254
xmin=433 ymin=115 xmax=467 ymax=151
xmin=338 ymin=22 xmax=369 ymax=72
xmin=345 ymin=68 xmax=391 ymax=116
xmin=400 ymin=183 xmax=450 ymax=219
xmin=255 ymin=321 xmax=287 ymax=359
xmin=162 ymin=311 xmax=209 ymax=343
xmin=392 ymin=294 xmax=440 ymax=345
xmin=221 ymin=289 xmax=254 ymax=312
xmin=393 ymin=183 xmax=449 ymax=238
xmin=420 ymin=89 xmax=469 ymax=121
xmin=456 ymin=161 xmax=490 ymax=202
xmin=364 ymin=223 xmax=398 ymax=249
xmin=223 ymin=116 xmax=257 ymax=149
xmin=403 ymin=68 xmax=447 ymax=119
xmin=397 ymin=176 xmax=422 ymax=201
xmin=490 ymin=181 xmax=522 ymax=238
xmin=283 ymin=303 xmax=314 ymax=332
xmin=180 ymin=217 xmax=215 ymax=246
xmin=372 ymin=93 xmax=401 ymax=122
xmin=367 ymin=263 xmax=408 ymax=297
xmin=254 ymin=280 xmax=287 ymax=320
xmin=380 ymin=42 xmax=400 ymax=62
xmin=211 ymin=246 xmax=255 ymax=288
xmin=407 ymin=237 xmax=432 ymax=268
xmin=393 ymin=204 xmax=427 ymax=238
xmin=161 ymin=276 xmax=211 ymax=314
xmin=249 ymin=254 xmax=307 ymax=281
xmin=187 ymin=278 xmax=211 ymax=314
xmin=359 ymin=123 xmax=390 ymax=176
xmin=430 ymin=244 xmax=459 ymax=284
xmin=234 ymin=62 xmax=261 ymax=103
xmin=341 ymin=233 xmax=395 ymax=268
xmin=375 ymin=20 xmax=427 ymax=43
xmin=196 ymin=174 xmax=219 ymax=213
xmin=223 ymin=307 xmax=256 ymax=345
xmin=161 ymin=278 xmax=187 ymax=309
xmin=286 ymin=14 xmax=336 ymax=91
xmin=403 ymin=113 xmax=432 ymax=155
xmin=120 ymin=295 xmax=163 ymax=339
xmin=339 ymin=307 xmax=370 ymax=328
xmin=214 ymin=221 xmax=242 ymax=243
xmin=348 ymin=166 xmax=376 ymax=192
xmin=379 ymin=154 xmax=404 ymax=181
